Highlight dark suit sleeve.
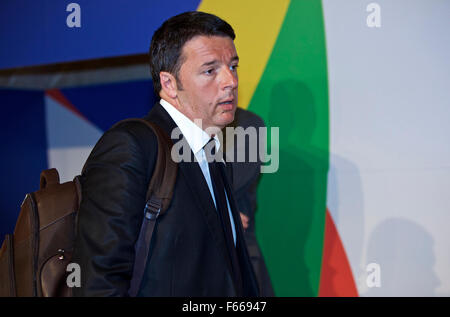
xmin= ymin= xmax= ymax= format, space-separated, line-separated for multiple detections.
xmin=72 ymin=122 xmax=157 ymax=296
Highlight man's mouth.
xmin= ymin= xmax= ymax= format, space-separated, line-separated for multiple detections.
xmin=217 ymin=99 xmax=235 ymax=110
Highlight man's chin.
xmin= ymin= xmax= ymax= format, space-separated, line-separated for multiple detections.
xmin=219 ymin=109 xmax=236 ymax=127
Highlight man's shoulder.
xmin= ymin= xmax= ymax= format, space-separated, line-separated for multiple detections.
xmin=84 ymin=118 xmax=160 ymax=167
xmin=103 ymin=119 xmax=158 ymax=149
xmin=233 ymin=107 xmax=265 ymax=129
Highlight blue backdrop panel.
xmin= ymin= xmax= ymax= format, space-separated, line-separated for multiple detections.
xmin=60 ymin=79 xmax=157 ymax=132
xmin=0 ymin=89 xmax=47 ymax=240
xmin=0 ymin=80 xmax=159 ymax=241
xmin=0 ymin=0 xmax=201 ymax=69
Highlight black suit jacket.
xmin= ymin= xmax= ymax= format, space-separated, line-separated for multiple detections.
xmin=72 ymin=103 xmax=259 ymax=296
xmin=226 ymin=107 xmax=275 ymax=296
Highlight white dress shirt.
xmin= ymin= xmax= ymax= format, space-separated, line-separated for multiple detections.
xmin=160 ymin=99 xmax=237 ymax=245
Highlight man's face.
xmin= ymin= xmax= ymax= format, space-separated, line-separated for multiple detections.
xmin=175 ymin=35 xmax=239 ymax=132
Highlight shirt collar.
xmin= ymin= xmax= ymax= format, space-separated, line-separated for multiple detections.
xmin=159 ymin=99 xmax=221 ymax=155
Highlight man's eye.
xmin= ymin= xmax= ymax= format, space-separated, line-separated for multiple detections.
xmin=230 ymin=64 xmax=239 ymax=71
xmin=204 ymin=68 xmax=214 ymax=75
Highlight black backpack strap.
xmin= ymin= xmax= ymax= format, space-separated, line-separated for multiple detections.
xmin=116 ymin=118 xmax=177 ymax=297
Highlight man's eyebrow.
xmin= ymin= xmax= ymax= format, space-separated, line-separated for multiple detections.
xmin=200 ymin=56 xmax=239 ymax=67
xmin=201 ymin=60 xmax=219 ymax=67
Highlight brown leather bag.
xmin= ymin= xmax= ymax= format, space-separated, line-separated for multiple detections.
xmin=0 ymin=119 xmax=177 ymax=297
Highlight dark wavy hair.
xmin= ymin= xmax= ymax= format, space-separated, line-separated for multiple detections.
xmin=149 ymin=11 xmax=235 ymax=95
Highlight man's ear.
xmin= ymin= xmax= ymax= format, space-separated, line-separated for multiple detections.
xmin=159 ymin=71 xmax=178 ymax=99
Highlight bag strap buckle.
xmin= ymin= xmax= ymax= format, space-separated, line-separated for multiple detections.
xmin=144 ymin=197 xmax=161 ymax=220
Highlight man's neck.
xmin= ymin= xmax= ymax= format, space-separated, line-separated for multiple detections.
xmin=159 ymin=98 xmax=221 ymax=155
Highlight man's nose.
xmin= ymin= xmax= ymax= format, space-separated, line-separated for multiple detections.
xmin=221 ymin=67 xmax=238 ymax=90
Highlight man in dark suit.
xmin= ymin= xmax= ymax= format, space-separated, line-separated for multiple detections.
xmin=72 ymin=11 xmax=259 ymax=296
xmin=225 ymin=107 xmax=275 ymax=296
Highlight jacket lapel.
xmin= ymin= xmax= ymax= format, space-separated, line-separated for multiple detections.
xmin=177 ymin=159 xmax=236 ymax=277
